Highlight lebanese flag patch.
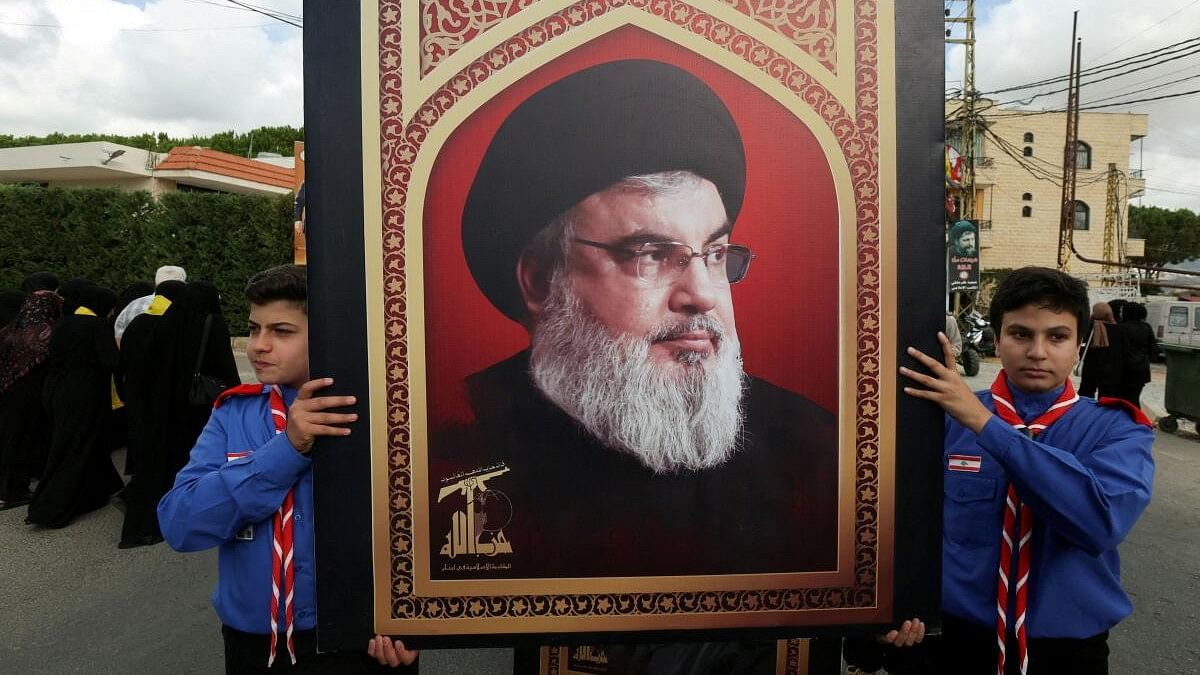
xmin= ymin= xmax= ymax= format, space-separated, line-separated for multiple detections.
xmin=948 ymin=454 xmax=982 ymax=472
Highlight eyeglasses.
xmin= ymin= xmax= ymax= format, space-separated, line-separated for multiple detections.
xmin=572 ymin=238 xmax=755 ymax=285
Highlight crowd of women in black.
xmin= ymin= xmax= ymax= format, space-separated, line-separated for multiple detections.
xmin=1079 ymin=298 xmax=1158 ymax=407
xmin=0 ymin=270 xmax=239 ymax=548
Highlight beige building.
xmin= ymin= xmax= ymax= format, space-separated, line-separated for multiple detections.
xmin=949 ymin=101 xmax=1147 ymax=275
xmin=0 ymin=142 xmax=294 ymax=197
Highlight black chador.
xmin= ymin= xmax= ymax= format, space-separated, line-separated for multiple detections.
xmin=27 ymin=283 xmax=123 ymax=528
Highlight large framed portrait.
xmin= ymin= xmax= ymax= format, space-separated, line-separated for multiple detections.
xmin=304 ymin=0 xmax=945 ymax=649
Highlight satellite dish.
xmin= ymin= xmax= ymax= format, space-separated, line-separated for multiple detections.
xmin=101 ymin=149 xmax=126 ymax=165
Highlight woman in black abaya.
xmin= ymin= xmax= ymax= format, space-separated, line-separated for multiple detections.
xmin=0 ymin=285 xmax=62 ymax=509
xmin=26 ymin=281 xmax=124 ymax=528
xmin=119 ymin=280 xmax=239 ymax=548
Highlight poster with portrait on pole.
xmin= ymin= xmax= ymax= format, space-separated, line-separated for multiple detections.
xmin=302 ymin=0 xmax=946 ymax=651
xmin=948 ymin=219 xmax=980 ymax=293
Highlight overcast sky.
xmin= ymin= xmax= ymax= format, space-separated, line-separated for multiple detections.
xmin=1 ymin=1 xmax=1197 ymax=211
xmin=947 ymin=0 xmax=1200 ymax=211
xmin=0 ymin=0 xmax=301 ymax=137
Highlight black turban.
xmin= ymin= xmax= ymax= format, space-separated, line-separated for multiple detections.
xmin=462 ymin=59 xmax=746 ymax=321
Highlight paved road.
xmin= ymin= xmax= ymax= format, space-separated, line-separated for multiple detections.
xmin=1 ymin=354 xmax=1191 ymax=673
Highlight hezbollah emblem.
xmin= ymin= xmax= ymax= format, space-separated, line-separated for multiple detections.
xmin=438 ymin=463 xmax=514 ymax=559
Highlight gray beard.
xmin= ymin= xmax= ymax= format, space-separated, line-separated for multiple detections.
xmin=529 ymin=276 xmax=746 ymax=474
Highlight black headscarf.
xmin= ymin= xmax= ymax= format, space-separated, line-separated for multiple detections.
xmin=117 ymin=281 xmax=154 ymax=316
xmin=21 ymin=272 xmax=59 ymax=295
xmin=178 ymin=281 xmax=240 ymax=393
xmin=90 ymin=285 xmax=119 ymax=320
xmin=58 ymin=279 xmax=94 ymax=315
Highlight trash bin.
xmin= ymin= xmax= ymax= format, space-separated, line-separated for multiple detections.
xmin=1159 ymin=344 xmax=1200 ymax=433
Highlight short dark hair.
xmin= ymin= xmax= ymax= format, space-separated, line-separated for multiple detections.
xmin=245 ymin=264 xmax=307 ymax=314
xmin=988 ymin=266 xmax=1089 ymax=339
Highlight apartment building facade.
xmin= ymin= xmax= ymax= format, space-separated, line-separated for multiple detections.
xmin=950 ymin=102 xmax=1147 ymax=275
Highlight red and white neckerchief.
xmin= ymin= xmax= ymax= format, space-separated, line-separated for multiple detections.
xmin=988 ymin=374 xmax=1078 ymax=675
xmin=213 ymin=384 xmax=297 ymax=666
xmin=266 ymin=385 xmax=296 ymax=667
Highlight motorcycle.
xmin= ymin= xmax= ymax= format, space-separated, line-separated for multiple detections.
xmin=956 ymin=310 xmax=994 ymax=377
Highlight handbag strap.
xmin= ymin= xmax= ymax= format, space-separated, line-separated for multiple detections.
xmin=193 ymin=314 xmax=213 ymax=378
xmin=1075 ymin=328 xmax=1092 ymax=376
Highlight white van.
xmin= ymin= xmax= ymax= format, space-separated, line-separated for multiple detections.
xmin=1145 ymin=300 xmax=1200 ymax=348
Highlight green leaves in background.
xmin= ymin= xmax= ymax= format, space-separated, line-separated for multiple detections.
xmin=0 ymin=185 xmax=293 ymax=333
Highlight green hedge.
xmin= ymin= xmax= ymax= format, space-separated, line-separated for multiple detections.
xmin=0 ymin=185 xmax=293 ymax=333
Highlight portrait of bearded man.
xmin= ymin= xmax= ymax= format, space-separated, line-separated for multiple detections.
xmin=428 ymin=60 xmax=839 ymax=580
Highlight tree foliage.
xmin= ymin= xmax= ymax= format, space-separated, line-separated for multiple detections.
xmin=0 ymin=126 xmax=303 ymax=157
xmin=1128 ymin=205 xmax=1200 ymax=277
xmin=0 ymin=185 xmax=293 ymax=331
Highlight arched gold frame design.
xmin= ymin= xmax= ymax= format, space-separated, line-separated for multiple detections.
xmin=360 ymin=0 xmax=898 ymax=635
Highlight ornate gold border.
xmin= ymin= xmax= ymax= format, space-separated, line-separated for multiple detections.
xmin=365 ymin=0 xmax=898 ymax=634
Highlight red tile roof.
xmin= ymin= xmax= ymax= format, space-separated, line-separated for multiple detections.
xmin=154 ymin=146 xmax=294 ymax=189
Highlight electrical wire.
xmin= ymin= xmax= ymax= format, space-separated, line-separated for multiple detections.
xmin=982 ymin=35 xmax=1200 ymax=95
xmin=1085 ymin=0 xmax=1200 ymax=65
xmin=222 ymin=0 xmax=302 ymax=27
xmin=994 ymin=44 xmax=1200 ymax=106
xmin=978 ymin=86 xmax=1200 ymax=118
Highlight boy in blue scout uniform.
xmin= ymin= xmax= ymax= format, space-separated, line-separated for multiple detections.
xmin=870 ymin=266 xmax=1155 ymax=674
xmin=158 ymin=264 xmax=418 ymax=673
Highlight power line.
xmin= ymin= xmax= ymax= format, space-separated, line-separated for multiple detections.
xmin=1084 ymin=71 xmax=1200 ymax=105
xmin=979 ymin=86 xmax=1200 ymax=119
xmin=981 ymin=35 xmax=1200 ymax=95
xmin=994 ymin=43 xmax=1200 ymax=106
xmin=1082 ymin=60 xmax=1200 ymax=104
xmin=1085 ymin=0 xmax=1200 ymax=65
xmin=222 ymin=0 xmax=302 ymax=27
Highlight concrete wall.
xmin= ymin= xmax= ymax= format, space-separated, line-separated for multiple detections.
xmin=44 ymin=176 xmax=164 ymax=194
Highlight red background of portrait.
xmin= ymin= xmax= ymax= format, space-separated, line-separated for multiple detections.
xmin=422 ymin=27 xmax=840 ymax=424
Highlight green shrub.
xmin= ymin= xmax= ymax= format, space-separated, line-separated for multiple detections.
xmin=0 ymin=185 xmax=292 ymax=334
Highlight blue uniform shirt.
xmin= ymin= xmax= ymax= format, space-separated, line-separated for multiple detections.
xmin=158 ymin=385 xmax=318 ymax=634
xmin=942 ymin=380 xmax=1155 ymax=638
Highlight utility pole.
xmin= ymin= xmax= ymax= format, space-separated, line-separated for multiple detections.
xmin=1058 ymin=13 xmax=1082 ymax=272
xmin=1102 ymin=162 xmax=1119 ymax=282
xmin=946 ymin=0 xmax=976 ymax=220
xmin=946 ymin=1 xmax=977 ymax=317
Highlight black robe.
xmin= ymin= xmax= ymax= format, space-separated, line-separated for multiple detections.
xmin=0 ymin=365 xmax=51 ymax=501
xmin=26 ymin=312 xmax=123 ymax=527
xmin=428 ymin=351 xmax=840 ymax=580
xmin=1079 ymin=322 xmax=1127 ymax=399
xmin=119 ymin=286 xmax=240 ymax=545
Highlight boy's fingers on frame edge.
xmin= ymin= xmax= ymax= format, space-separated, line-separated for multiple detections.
xmin=906 ymin=346 xmax=946 ymax=373
xmin=899 ymin=367 xmax=940 ymax=389
xmin=307 ymin=412 xmax=357 ymax=425
xmin=310 ymin=424 xmax=352 ymax=437
xmin=297 ymin=377 xmax=335 ymax=399
xmin=306 ymin=395 xmax=357 ymax=410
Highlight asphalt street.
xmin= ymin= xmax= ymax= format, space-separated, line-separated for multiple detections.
xmin=0 ymin=355 xmax=1194 ymax=673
